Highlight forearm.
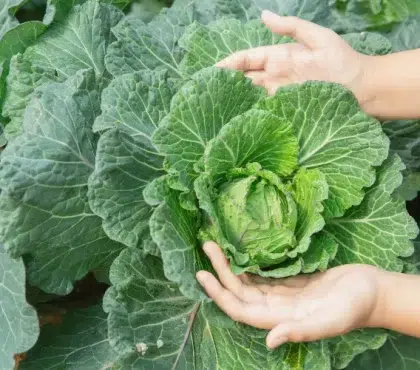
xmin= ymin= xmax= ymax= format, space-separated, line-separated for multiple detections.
xmin=358 ymin=49 xmax=420 ymax=120
xmin=368 ymin=270 xmax=420 ymax=337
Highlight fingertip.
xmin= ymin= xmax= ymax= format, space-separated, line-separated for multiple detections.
xmin=261 ymin=9 xmax=276 ymax=19
xmin=266 ymin=335 xmax=288 ymax=349
xmin=266 ymin=325 xmax=289 ymax=349
xmin=196 ymin=270 xmax=206 ymax=283
xmin=196 ymin=270 xmax=215 ymax=287
xmin=261 ymin=9 xmax=283 ymax=24
xmin=203 ymin=240 xmax=219 ymax=255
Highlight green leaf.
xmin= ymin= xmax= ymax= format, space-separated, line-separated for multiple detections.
xmin=88 ymin=129 xmax=164 ymax=249
xmin=149 ymin=184 xmax=206 ymax=300
xmin=0 ymin=0 xmax=26 ymax=39
xmin=325 ymin=154 xmax=419 ymax=271
xmin=329 ymin=0 xmax=420 ymax=31
xmin=105 ymin=6 xmax=197 ymax=78
xmin=106 ymin=247 xmax=326 ymax=369
xmin=24 ymin=0 xmax=122 ymax=78
xmin=0 ymin=21 xmax=47 ymax=63
xmin=383 ymin=120 xmax=420 ymax=173
xmin=0 ymin=246 xmax=39 ymax=370
xmin=330 ymin=328 xmax=387 ymax=369
xmin=300 ymin=233 xmax=338 ymax=273
xmin=383 ymin=120 xmax=420 ymax=200
xmin=387 ymin=15 xmax=420 ymax=51
xmin=256 ymin=82 xmax=389 ymax=219
xmin=0 ymin=70 xmax=123 ymax=294
xmin=153 ymin=68 xmax=264 ymax=186
xmin=204 ymin=109 xmax=298 ymax=178
xmin=129 ymin=0 xmax=168 ymax=23
xmin=275 ymin=342 xmax=331 ymax=370
xmin=347 ymin=332 xmax=420 ymax=370
xmin=342 ymin=32 xmax=392 ymax=55
xmin=210 ymin=0 xmax=332 ymax=24
xmin=45 ymin=0 xmax=134 ymax=25
xmin=2 ymin=0 xmax=123 ymax=137
xmin=21 ymin=305 xmax=117 ymax=370
xmin=93 ymin=70 xmax=176 ymax=135
xmin=292 ymin=168 xmax=329 ymax=255
xmin=3 ymin=53 xmax=59 ymax=138
xmin=179 ymin=18 xmax=290 ymax=75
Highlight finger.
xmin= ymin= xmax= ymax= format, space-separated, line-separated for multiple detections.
xmin=244 ymin=71 xmax=268 ymax=87
xmin=196 ymin=271 xmax=274 ymax=327
xmin=266 ymin=311 xmax=342 ymax=349
xmin=216 ymin=47 xmax=269 ymax=71
xmin=196 ymin=270 xmax=247 ymax=318
xmin=261 ymin=10 xmax=334 ymax=49
xmin=203 ymin=242 xmax=263 ymax=301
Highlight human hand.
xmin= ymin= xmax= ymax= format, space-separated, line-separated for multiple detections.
xmin=196 ymin=242 xmax=382 ymax=349
xmin=216 ymin=11 xmax=370 ymax=105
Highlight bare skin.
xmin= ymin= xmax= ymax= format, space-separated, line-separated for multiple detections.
xmin=216 ymin=10 xmax=420 ymax=120
xmin=196 ymin=243 xmax=420 ymax=349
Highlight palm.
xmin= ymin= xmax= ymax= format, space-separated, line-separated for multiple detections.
xmin=197 ymin=243 xmax=379 ymax=347
xmin=216 ymin=13 xmax=364 ymax=98
xmin=242 ymin=264 xmax=377 ymax=331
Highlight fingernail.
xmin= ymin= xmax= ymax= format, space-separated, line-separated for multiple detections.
xmin=268 ymin=336 xmax=287 ymax=349
xmin=196 ymin=271 xmax=206 ymax=284
xmin=202 ymin=241 xmax=215 ymax=254
xmin=261 ymin=9 xmax=275 ymax=17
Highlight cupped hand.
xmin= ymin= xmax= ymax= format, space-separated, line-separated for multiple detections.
xmin=216 ymin=11 xmax=369 ymax=103
xmin=196 ymin=242 xmax=382 ymax=349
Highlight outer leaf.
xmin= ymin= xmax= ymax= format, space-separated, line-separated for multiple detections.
xmin=149 ymin=184 xmax=205 ymax=300
xmin=329 ymin=0 xmax=420 ymax=31
xmin=21 ymin=305 xmax=117 ymax=370
xmin=210 ymin=0 xmax=331 ymax=25
xmin=383 ymin=120 xmax=420 ymax=199
xmin=93 ymin=70 xmax=176 ymax=135
xmin=89 ymin=70 xmax=177 ymax=250
xmin=88 ymin=130 xmax=164 ymax=249
xmin=204 ymin=109 xmax=298 ymax=178
xmin=24 ymin=1 xmax=123 ymax=79
xmin=153 ymin=68 xmax=264 ymax=186
xmin=330 ymin=329 xmax=387 ymax=369
xmin=387 ymin=15 xmax=420 ymax=51
xmin=0 ymin=0 xmax=26 ymax=39
xmin=300 ymin=233 xmax=338 ymax=273
xmin=105 ymin=6 xmax=197 ymax=78
xmin=256 ymin=82 xmax=389 ymax=219
xmin=347 ymin=332 xmax=420 ymax=370
xmin=179 ymin=19 xmax=290 ymax=75
xmin=2 ymin=0 xmax=123 ymax=137
xmin=0 ymin=21 xmax=47 ymax=63
xmin=3 ymin=53 xmax=59 ymax=138
xmin=0 ymin=245 xmax=39 ymax=370
xmin=0 ymin=70 xmax=122 ymax=294
xmin=383 ymin=120 xmax=420 ymax=174
xmin=325 ymin=154 xmax=418 ymax=271
xmin=106 ymin=247 xmax=327 ymax=369
xmin=341 ymin=32 xmax=392 ymax=55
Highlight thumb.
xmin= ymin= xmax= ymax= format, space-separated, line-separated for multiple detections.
xmin=266 ymin=314 xmax=344 ymax=349
xmin=261 ymin=10 xmax=334 ymax=49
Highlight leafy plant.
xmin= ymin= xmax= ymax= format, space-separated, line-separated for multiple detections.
xmin=1 ymin=0 xmax=420 ymax=369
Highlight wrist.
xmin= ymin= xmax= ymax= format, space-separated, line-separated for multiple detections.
xmin=365 ymin=269 xmax=396 ymax=329
xmin=350 ymin=54 xmax=379 ymax=115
